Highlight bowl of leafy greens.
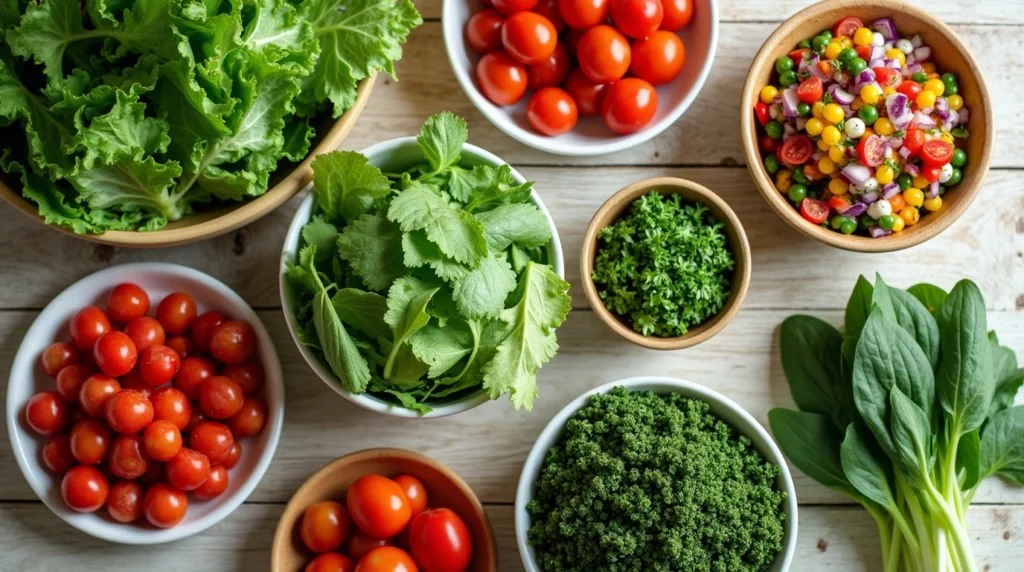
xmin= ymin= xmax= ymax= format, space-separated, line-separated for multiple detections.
xmin=0 ymin=0 xmax=421 ymax=247
xmin=280 ymin=112 xmax=570 ymax=418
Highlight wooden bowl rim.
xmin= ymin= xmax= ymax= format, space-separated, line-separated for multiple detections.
xmin=738 ymin=0 xmax=993 ymax=253
xmin=580 ymin=177 xmax=752 ymax=351
xmin=0 ymin=76 xmax=376 ymax=248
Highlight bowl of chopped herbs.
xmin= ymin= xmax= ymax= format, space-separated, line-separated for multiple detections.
xmin=581 ymin=178 xmax=751 ymax=350
xmin=515 ymin=377 xmax=798 ymax=572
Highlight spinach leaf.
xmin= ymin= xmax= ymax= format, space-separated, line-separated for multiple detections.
xmin=980 ymin=406 xmax=1024 ymax=484
xmin=957 ymin=428 xmax=982 ymax=490
xmin=844 ymin=275 xmax=874 ymax=339
xmin=768 ymin=409 xmax=855 ymax=495
xmin=840 ymin=422 xmax=893 ymax=507
xmin=989 ymin=332 xmax=1023 ymax=417
xmin=936 ymin=280 xmax=993 ymax=436
xmin=452 ymin=252 xmax=517 ymax=319
xmin=890 ymin=387 xmax=934 ymax=485
xmin=907 ymin=283 xmax=948 ymax=315
xmin=779 ymin=315 xmax=853 ymax=430
xmin=881 ymin=278 xmax=941 ymax=371
xmin=307 ymin=246 xmax=371 ymax=393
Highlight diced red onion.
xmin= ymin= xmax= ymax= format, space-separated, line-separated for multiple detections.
xmin=869 ymin=226 xmax=893 ymax=238
xmin=959 ymin=108 xmax=969 ymax=124
xmin=886 ymin=58 xmax=902 ymax=70
xmin=913 ymin=46 xmax=931 ymax=62
xmin=811 ymin=150 xmax=825 ymax=162
xmin=911 ymin=34 xmax=923 ymax=48
xmin=846 ymin=145 xmax=858 ymax=158
xmin=782 ymin=122 xmax=796 ymax=140
xmin=842 ymin=163 xmax=872 ymax=185
xmin=872 ymin=18 xmax=898 ymax=41
xmin=882 ymin=41 xmax=895 ymax=51
xmin=869 ymin=46 xmax=886 ymax=63
xmin=869 ymin=58 xmax=885 ymax=69
xmin=947 ymin=108 xmax=960 ymax=128
xmin=782 ymin=88 xmax=800 ymax=119
xmin=906 ymin=63 xmax=924 ymax=76
xmin=882 ymin=140 xmax=893 ymax=158
xmin=882 ymin=182 xmax=901 ymax=199
xmin=810 ymin=58 xmax=828 ymax=80
xmin=886 ymin=93 xmax=911 ymax=127
xmin=839 ymin=203 xmax=868 ymax=217
xmin=935 ymin=98 xmax=950 ymax=121
xmin=904 ymin=162 xmax=921 ymax=176
xmin=796 ymin=116 xmax=809 ymax=131
xmin=927 ymin=180 xmax=941 ymax=198
xmin=890 ymin=136 xmax=904 ymax=150
xmin=860 ymin=191 xmax=880 ymax=204
xmin=899 ymin=146 xmax=912 ymax=159
xmin=912 ymin=112 xmax=936 ymax=129
xmin=769 ymin=105 xmax=779 ymax=120
xmin=853 ymin=70 xmax=876 ymax=91
xmin=907 ymin=52 xmax=918 ymax=66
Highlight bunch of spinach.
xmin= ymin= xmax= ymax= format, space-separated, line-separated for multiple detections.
xmin=0 ymin=0 xmax=420 ymax=233
xmin=286 ymin=112 xmax=571 ymax=414
xmin=770 ymin=275 xmax=1023 ymax=572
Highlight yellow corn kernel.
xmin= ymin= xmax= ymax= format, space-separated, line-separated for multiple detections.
xmin=829 ymin=145 xmax=847 ymax=163
xmin=822 ymin=125 xmax=842 ymax=145
xmin=760 ymin=86 xmax=779 ymax=104
xmin=812 ymin=101 xmax=826 ymax=118
xmin=912 ymin=175 xmax=929 ymax=189
xmin=891 ymin=215 xmax=906 ymax=232
xmin=824 ymin=41 xmax=843 ymax=60
xmin=916 ymin=90 xmax=937 ymax=109
xmin=923 ymin=78 xmax=945 ymax=96
xmin=823 ymin=103 xmax=845 ymax=124
xmin=860 ymin=85 xmax=881 ymax=105
xmin=817 ymin=138 xmax=832 ymax=152
xmin=885 ymin=48 xmax=906 ymax=67
xmin=853 ymin=28 xmax=874 ymax=46
xmin=840 ymin=37 xmax=853 ymax=49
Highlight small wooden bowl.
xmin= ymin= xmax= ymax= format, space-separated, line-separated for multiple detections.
xmin=740 ymin=0 xmax=992 ymax=253
xmin=580 ymin=177 xmax=751 ymax=350
xmin=0 ymin=77 xmax=375 ymax=248
xmin=271 ymin=449 xmax=498 ymax=572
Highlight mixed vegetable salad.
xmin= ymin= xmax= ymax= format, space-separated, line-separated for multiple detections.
xmin=754 ymin=16 xmax=970 ymax=237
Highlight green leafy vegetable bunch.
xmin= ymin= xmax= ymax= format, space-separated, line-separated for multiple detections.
xmin=591 ymin=191 xmax=735 ymax=337
xmin=0 ymin=0 xmax=420 ymax=233
xmin=770 ymin=275 xmax=1024 ymax=572
xmin=527 ymin=387 xmax=787 ymax=572
xmin=286 ymin=112 xmax=571 ymax=413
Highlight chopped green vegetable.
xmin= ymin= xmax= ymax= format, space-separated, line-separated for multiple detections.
xmin=591 ymin=191 xmax=734 ymax=337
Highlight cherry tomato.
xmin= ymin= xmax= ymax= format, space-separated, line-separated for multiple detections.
xmin=347 ymin=529 xmax=393 ymax=561
xmin=222 ymin=441 xmax=242 ymax=470
xmin=200 ymin=376 xmax=245 ymax=419
xmin=194 ymin=464 xmax=229 ymax=500
xmin=502 ymin=11 xmax=557 ymax=65
xmin=190 ymin=311 xmax=227 ymax=352
xmin=25 ymin=391 xmax=69 ymax=435
xmin=903 ymin=128 xmax=926 ymax=155
xmin=107 ymin=283 xmax=150 ymax=323
xmin=69 ymin=417 xmax=112 ymax=465
xmin=347 ymin=475 xmax=412 ymax=539
xmin=79 ymin=374 xmax=121 ymax=417
xmin=222 ymin=360 xmax=264 ymax=395
xmin=123 ymin=317 xmax=166 ymax=353
xmin=601 ymin=77 xmax=658 ymax=134
xmin=780 ymin=134 xmax=814 ymax=166
xmin=106 ymin=479 xmax=144 ymax=523
xmin=355 ymin=547 xmax=419 ymax=572
xmin=166 ymin=335 xmax=197 ymax=358
xmin=921 ymin=139 xmax=954 ymax=167
xmin=61 ymin=465 xmax=109 ymax=513
xmin=833 ymin=16 xmax=864 ymax=38
xmin=492 ymin=0 xmax=537 ymax=15
xmin=558 ymin=0 xmax=608 ymax=30
xmin=105 ymin=389 xmax=154 ymax=434
xmin=166 ymin=447 xmax=210 ymax=491
xmin=829 ymin=195 xmax=851 ymax=211
xmin=754 ymin=101 xmax=769 ymax=126
xmin=629 ymin=30 xmax=684 ymax=85
xmin=109 ymin=434 xmax=150 ymax=479
xmin=227 ymin=396 xmax=268 ymax=438
xmin=119 ymin=369 xmax=154 ymax=401
xmin=563 ymin=68 xmax=607 ymax=116
xmin=393 ymin=475 xmax=428 ymax=515
xmin=789 ymin=48 xmax=809 ymax=64
xmin=577 ymin=25 xmax=630 ymax=84
xmin=873 ymin=67 xmax=901 ymax=89
xmin=190 ymin=420 xmax=234 ymax=464
xmin=144 ymin=483 xmax=188 ymax=528
xmin=796 ymin=76 xmax=823 ymax=104
xmin=897 ymin=81 xmax=922 ymax=101
xmin=563 ymin=27 xmax=585 ymax=54
xmin=301 ymin=501 xmax=352 ymax=553
xmin=759 ymin=133 xmax=779 ymax=153
xmin=151 ymin=387 xmax=193 ymax=430
xmin=856 ymin=44 xmax=871 ymax=60
xmin=465 ymin=9 xmax=504 ymax=53
xmin=409 ymin=508 xmax=473 ymax=572
xmin=139 ymin=344 xmax=181 ymax=387
xmin=93 ymin=331 xmax=138 ymax=377
xmin=144 ymin=419 xmax=183 ymax=462
xmin=140 ymin=460 xmax=166 ymax=485
xmin=53 ymin=365 xmax=90 ymax=405
xmin=659 ymin=0 xmax=693 ymax=31
xmin=610 ymin=0 xmax=663 ymax=39
xmin=42 ymin=433 xmax=75 ymax=473
xmin=69 ymin=307 xmax=112 ymax=352
xmin=800 ymin=197 xmax=830 ymax=225
xmin=527 ymin=87 xmax=578 ymax=136
xmin=209 ymin=321 xmax=257 ymax=365
xmin=533 ymin=0 xmax=565 ymax=33
xmin=156 ymin=292 xmax=197 ymax=335
xmin=306 ymin=553 xmax=356 ymax=572
xmin=185 ymin=409 xmax=208 ymax=433
xmin=41 ymin=341 xmax=81 ymax=378
xmin=922 ymin=165 xmax=942 ymax=183
xmin=856 ymin=135 xmax=886 ymax=168
xmin=527 ymin=43 xmax=570 ymax=90
xmin=175 ymin=356 xmax=217 ymax=401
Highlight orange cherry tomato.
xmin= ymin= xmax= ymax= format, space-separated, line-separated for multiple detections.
xmin=527 ymin=87 xmax=578 ymax=136
xmin=222 ymin=359 xmax=264 ymax=395
xmin=144 ymin=419 xmax=183 ymax=462
xmin=393 ymin=475 xmax=428 ymax=515
xmin=156 ymin=292 xmax=197 ymax=335
xmin=629 ymin=30 xmax=685 ymax=85
xmin=355 ymin=547 xmax=419 ymax=572
xmin=222 ymin=441 xmax=242 ymax=470
xmin=69 ymin=307 xmax=112 ymax=352
xmin=123 ymin=316 xmax=166 ymax=353
xmin=166 ymin=447 xmax=210 ymax=491
xmin=533 ymin=0 xmax=565 ymax=33
xmin=69 ymin=417 xmax=112 ymax=465
xmin=476 ymin=51 xmax=528 ymax=106
xmin=492 ymin=0 xmax=537 ymax=15
xmin=610 ymin=0 xmax=663 ymax=39
xmin=465 ymin=9 xmax=505 ymax=53
xmin=301 ymin=501 xmax=352 ymax=553
xmin=151 ymin=386 xmax=193 ymax=430
xmin=209 ymin=321 xmax=257 ymax=365
xmin=563 ymin=68 xmax=607 ymax=116
xmin=527 ymin=42 xmax=570 ymax=90
xmin=194 ymin=464 xmax=229 ymax=500
xmin=105 ymin=389 xmax=154 ymax=434
xmin=42 ymin=433 xmax=75 ymax=473
xmin=306 ymin=553 xmax=355 ymax=572
xmin=61 ymin=465 xmax=109 ymax=513
xmin=347 ymin=475 xmax=412 ymax=539
xmin=577 ymin=25 xmax=631 ymax=84
xmin=409 ymin=508 xmax=473 ymax=572
xmin=106 ymin=479 xmax=144 ymax=523
xmin=502 ymin=11 xmax=557 ymax=65
xmin=109 ymin=434 xmax=150 ymax=479
xmin=41 ymin=341 xmax=81 ymax=378
xmin=190 ymin=420 xmax=234 ymax=464
xmin=347 ymin=529 xmax=393 ymax=561
xmin=601 ymin=77 xmax=658 ymax=134
xmin=558 ymin=0 xmax=608 ymax=30
xmin=228 ymin=396 xmax=268 ymax=438
xmin=25 ymin=391 xmax=69 ymax=435
xmin=93 ymin=331 xmax=138 ymax=377
xmin=144 ymin=483 xmax=188 ymax=528
xmin=200 ymin=376 xmax=245 ymax=419
xmin=107 ymin=283 xmax=150 ymax=323
xmin=174 ymin=356 xmax=216 ymax=401
xmin=659 ymin=0 xmax=693 ymax=31
xmin=139 ymin=344 xmax=181 ymax=387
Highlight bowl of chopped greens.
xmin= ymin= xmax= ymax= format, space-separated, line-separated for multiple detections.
xmin=280 ymin=112 xmax=570 ymax=418
xmin=515 ymin=377 xmax=798 ymax=572
xmin=0 ymin=0 xmax=421 ymax=247
xmin=580 ymin=178 xmax=751 ymax=350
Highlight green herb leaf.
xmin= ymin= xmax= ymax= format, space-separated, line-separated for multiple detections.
xmin=307 ymin=245 xmax=371 ymax=393
xmin=845 ymin=275 xmax=874 ymax=339
xmin=951 ymin=126 xmax=969 ymax=139
xmin=475 ymin=203 xmax=552 ymax=251
xmin=878 ymin=276 xmax=940 ymax=370
xmin=768 ymin=409 xmax=855 ymax=495
xmin=453 ymin=253 xmax=517 ymax=320
xmin=331 ymin=288 xmax=390 ymax=341
xmin=409 ymin=320 xmax=475 ymax=379
xmin=400 ymin=231 xmax=470 ymax=283
xmin=416 ymin=111 xmax=466 ymax=175
xmin=337 ymin=212 xmax=406 ymax=292
xmin=387 ymin=182 xmax=488 ymax=265
xmin=936 ymin=280 xmax=993 ymax=436
xmin=383 ymin=276 xmax=438 ymax=380
xmin=889 ymin=386 xmax=933 ymax=485
xmin=459 ymin=164 xmax=534 ymax=213
xmin=980 ymin=406 xmax=1024 ymax=483
xmin=301 ymin=215 xmax=340 ymax=266
xmin=840 ymin=422 xmax=893 ymax=507
xmin=311 ymin=151 xmax=391 ymax=225
xmin=989 ymin=331 xmax=1023 ymax=417
xmin=907 ymin=283 xmax=948 ymax=315
xmin=779 ymin=315 xmax=853 ymax=431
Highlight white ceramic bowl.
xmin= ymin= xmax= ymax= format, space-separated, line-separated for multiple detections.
xmin=280 ymin=137 xmax=564 ymax=418
xmin=514 ymin=376 xmax=798 ymax=571
xmin=6 ymin=263 xmax=285 ymax=544
xmin=442 ymin=0 xmax=719 ymax=156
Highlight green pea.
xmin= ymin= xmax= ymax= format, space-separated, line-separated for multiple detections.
xmin=847 ymin=58 xmax=867 ymax=75
xmin=943 ymin=81 xmax=958 ymax=96
xmin=765 ymin=121 xmax=783 ymax=139
xmin=839 ymin=48 xmax=858 ymax=63
xmin=951 ymin=148 xmax=967 ymax=168
xmin=840 ymin=219 xmax=859 ymax=234
xmin=897 ymin=173 xmax=913 ymax=190
xmin=858 ymin=105 xmax=879 ymax=125
xmin=947 ymin=168 xmax=962 ymax=186
xmin=779 ymin=70 xmax=798 ymax=87
xmin=830 ymin=215 xmax=846 ymax=230
xmin=860 ymin=215 xmax=875 ymax=230
xmin=763 ymin=154 xmax=780 ymax=175
xmin=820 ymin=30 xmax=833 ymax=40
xmin=941 ymin=72 xmax=958 ymax=85
xmin=939 ymin=185 xmax=947 ymax=196
xmin=797 ymin=102 xmax=811 ymax=116
xmin=775 ymin=56 xmax=795 ymax=74
xmin=788 ymin=184 xmax=808 ymax=203
xmin=812 ymin=35 xmax=830 ymax=52
xmin=792 ymin=165 xmax=809 ymax=185
xmin=798 ymin=39 xmax=811 ymax=49
xmin=878 ymin=214 xmax=897 ymax=230
xmin=912 ymin=71 xmax=928 ymax=83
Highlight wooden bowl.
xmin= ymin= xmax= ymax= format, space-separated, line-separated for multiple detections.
xmin=739 ymin=0 xmax=992 ymax=253
xmin=580 ymin=177 xmax=751 ymax=350
xmin=271 ymin=449 xmax=498 ymax=572
xmin=0 ymin=77 xmax=375 ymax=248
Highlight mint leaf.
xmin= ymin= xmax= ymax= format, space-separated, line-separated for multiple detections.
xmin=475 ymin=203 xmax=552 ymax=251
xmin=312 ymin=150 xmax=392 ymax=224
xmin=453 ymin=253 xmax=517 ymax=319
xmin=387 ymin=182 xmax=487 ymax=265
xmin=337 ymin=212 xmax=406 ymax=292
xmin=417 ymin=111 xmax=467 ymax=175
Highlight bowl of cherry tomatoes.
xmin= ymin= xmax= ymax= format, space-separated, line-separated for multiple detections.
xmin=272 ymin=448 xmax=497 ymax=572
xmin=443 ymin=0 xmax=718 ymax=155
xmin=7 ymin=263 xmax=284 ymax=544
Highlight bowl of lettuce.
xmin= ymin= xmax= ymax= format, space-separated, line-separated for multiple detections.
xmin=0 ymin=0 xmax=420 ymax=246
xmin=280 ymin=112 xmax=570 ymax=417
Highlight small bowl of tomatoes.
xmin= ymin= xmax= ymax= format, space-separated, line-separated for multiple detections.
xmin=271 ymin=448 xmax=497 ymax=572
xmin=442 ymin=0 xmax=719 ymax=156
xmin=6 ymin=263 xmax=284 ymax=544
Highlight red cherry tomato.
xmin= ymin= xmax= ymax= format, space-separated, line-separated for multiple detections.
xmin=492 ymin=0 xmax=537 ymax=15
xmin=921 ymin=139 xmax=954 ymax=167
xmin=629 ymin=30 xmax=685 ymax=85
xmin=659 ymin=0 xmax=693 ymax=31
xmin=139 ymin=344 xmax=181 ymax=387
xmin=563 ymin=68 xmax=607 ymax=116
xmin=601 ymin=77 xmax=658 ymax=134
xmin=302 ymin=501 xmax=352 ymax=553
xmin=577 ymin=25 xmax=630 ymax=84
xmin=306 ymin=553 xmax=356 ymax=572
xmin=856 ymin=135 xmax=886 ymax=168
xmin=123 ymin=317 xmax=166 ymax=353
xmin=347 ymin=529 xmax=393 ymax=561
xmin=527 ymin=42 xmax=570 ymax=90
xmin=754 ymin=101 xmax=770 ymax=126
xmin=355 ymin=547 xmax=419 ymax=572
xmin=903 ymin=128 xmax=926 ymax=155
xmin=190 ymin=420 xmax=234 ymax=464
xmin=222 ymin=441 xmax=242 ymax=470
xmin=759 ymin=133 xmax=779 ymax=152
xmin=393 ymin=475 xmax=428 ymax=515
xmin=563 ymin=27 xmax=585 ymax=54
xmin=347 ymin=475 xmax=412 ymax=539
xmin=465 ymin=9 xmax=505 ymax=53
xmin=897 ymin=81 xmax=922 ymax=101
xmin=922 ymin=165 xmax=942 ymax=183
xmin=105 ymin=389 xmax=154 ymax=434
xmin=789 ymin=48 xmax=809 ymax=64
xmin=610 ymin=0 xmax=663 ymax=39
xmin=855 ymin=44 xmax=871 ymax=60
xmin=123 ymin=371 xmax=160 ymax=403
xmin=227 ymin=396 xmax=268 ymax=438
xmin=144 ymin=419 xmax=183 ymax=462
xmin=829 ymin=195 xmax=852 ymax=211
xmin=193 ymin=463 xmax=229 ymax=500
xmin=873 ymin=67 xmax=901 ymax=89
xmin=800 ymin=197 xmax=830 ymax=225
xmin=190 ymin=311 xmax=227 ymax=352
xmin=42 ymin=433 xmax=75 ymax=473
xmin=140 ymin=460 xmax=166 ymax=485
xmin=78 ymin=374 xmax=121 ymax=417
xmin=199 ymin=376 xmax=245 ymax=419
xmin=106 ymin=479 xmax=144 ymax=523
xmin=527 ymin=87 xmax=578 ymax=136
xmin=222 ymin=360 xmax=264 ymax=395
xmin=107 ymin=283 xmax=150 ymax=323
xmin=55 ymin=364 xmax=93 ymax=404
xmin=796 ymin=76 xmax=823 ymax=104
xmin=93 ymin=331 xmax=138 ymax=377
xmin=502 ymin=11 xmax=557 ymax=65
xmin=174 ymin=356 xmax=216 ymax=401
xmin=41 ymin=341 xmax=81 ymax=378
xmin=833 ymin=17 xmax=864 ymax=39
xmin=144 ymin=483 xmax=188 ymax=528
xmin=780 ymin=134 xmax=814 ymax=166
xmin=533 ymin=0 xmax=565 ymax=33
xmin=558 ymin=0 xmax=608 ymax=30
xmin=156 ymin=292 xmax=197 ymax=335
xmin=109 ymin=434 xmax=150 ymax=479
xmin=209 ymin=321 xmax=257 ymax=365
xmin=69 ymin=307 xmax=112 ymax=352
xmin=166 ymin=447 xmax=211 ymax=491
xmin=166 ymin=335 xmax=197 ymax=358
xmin=61 ymin=465 xmax=109 ymax=513
xmin=151 ymin=386 xmax=193 ymax=430
xmin=25 ymin=391 xmax=69 ymax=435
xmin=69 ymin=417 xmax=112 ymax=465
xmin=185 ymin=409 xmax=208 ymax=433
xmin=409 ymin=508 xmax=473 ymax=572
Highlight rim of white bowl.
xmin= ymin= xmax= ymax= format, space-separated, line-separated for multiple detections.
xmin=441 ymin=1 xmax=720 ymax=156
xmin=279 ymin=137 xmax=565 ymax=418
xmin=6 ymin=263 xmax=285 ymax=544
xmin=513 ymin=376 xmax=798 ymax=572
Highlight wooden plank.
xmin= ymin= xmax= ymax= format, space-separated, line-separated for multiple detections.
xmin=1 ymin=502 xmax=1023 ymax=570
xmin=3 ymin=309 xmax=1021 ymax=505
xmin=1 ymin=167 xmax=1021 ymax=312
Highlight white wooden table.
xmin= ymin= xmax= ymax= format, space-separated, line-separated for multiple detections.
xmin=2 ymin=0 xmax=1023 ymax=569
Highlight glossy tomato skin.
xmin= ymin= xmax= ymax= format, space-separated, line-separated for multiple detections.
xmin=109 ymin=434 xmax=150 ymax=479
xmin=610 ymin=0 xmax=663 ymax=39
xmin=533 ymin=0 xmax=565 ymax=33
xmin=306 ymin=553 xmax=355 ymax=572
xmin=921 ymin=139 xmax=954 ymax=167
xmin=175 ymin=356 xmax=216 ymax=401
xmin=166 ymin=447 xmax=211 ymax=491
xmin=106 ymin=480 xmax=144 ymax=523
xmin=601 ymin=77 xmax=658 ymax=134
xmin=347 ymin=529 xmax=392 ymax=561
xmin=222 ymin=360 xmax=264 ymax=395
xmin=69 ymin=307 xmax=112 ymax=352
xmin=903 ymin=128 xmax=926 ymax=156
xmin=577 ymin=25 xmax=631 ymax=84
xmin=25 ymin=391 xmax=69 ymax=435
xmin=409 ymin=508 xmax=473 ymax=572
xmin=41 ymin=342 xmax=81 ymax=378
xmin=800 ymin=197 xmax=830 ymax=225
xmin=527 ymin=43 xmax=570 ymax=90
xmin=151 ymin=387 xmax=193 ymax=430
xmin=347 ymin=475 xmax=412 ymax=539
xmin=144 ymin=419 xmax=183 ymax=462
xmin=166 ymin=335 xmax=197 ymax=359
xmin=355 ymin=546 xmax=419 ymax=572
xmin=393 ymin=475 xmax=428 ymax=515
xmin=228 ymin=396 xmax=268 ymax=438
xmin=107 ymin=283 xmax=150 ymax=323
xmin=222 ymin=442 xmax=242 ymax=470
xmin=301 ymin=501 xmax=352 ymax=553
xmin=70 ymin=417 xmax=112 ymax=465
xmin=659 ymin=0 xmax=693 ymax=31
xmin=491 ymin=0 xmax=537 ymax=15
xmin=139 ymin=344 xmax=181 ymax=387
xmin=477 ymin=51 xmax=528 ymax=106
xmin=144 ymin=483 xmax=188 ymax=528
xmin=527 ymin=87 xmax=578 ymax=136
xmin=193 ymin=464 xmax=229 ymax=500
xmin=465 ymin=9 xmax=505 ymax=53
xmin=190 ymin=420 xmax=234 ymax=464
xmin=209 ymin=321 xmax=257 ymax=365
xmin=105 ymin=389 xmax=154 ymax=434
xmin=502 ymin=11 xmax=558 ymax=65
xmin=833 ymin=16 xmax=863 ymax=38
xmin=42 ymin=433 xmax=75 ymax=473
xmin=93 ymin=331 xmax=138 ymax=377
xmin=856 ymin=135 xmax=885 ymax=168
xmin=61 ymin=465 xmax=109 ymax=513
xmin=190 ymin=311 xmax=227 ymax=352
xmin=78 ymin=374 xmax=121 ymax=417
xmin=629 ymin=30 xmax=685 ymax=85
xmin=780 ymin=134 xmax=814 ymax=166
xmin=200 ymin=376 xmax=245 ymax=419
xmin=121 ymin=369 xmax=155 ymax=400
xmin=558 ymin=0 xmax=608 ymax=30
xmin=123 ymin=317 xmax=166 ymax=353
xmin=563 ymin=68 xmax=607 ymax=116
xmin=156 ymin=292 xmax=197 ymax=335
